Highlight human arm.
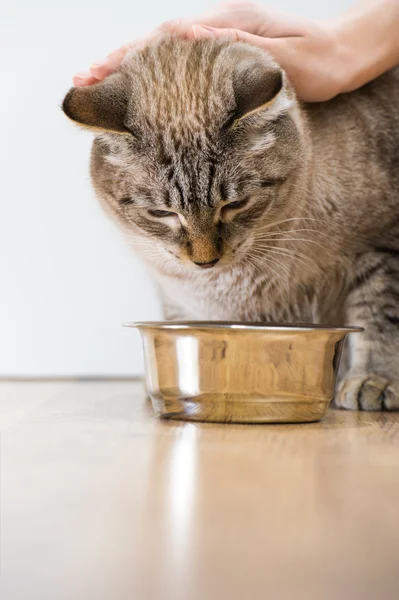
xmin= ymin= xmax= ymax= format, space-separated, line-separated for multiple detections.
xmin=73 ymin=0 xmax=399 ymax=102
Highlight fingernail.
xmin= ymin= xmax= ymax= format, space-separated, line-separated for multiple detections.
xmin=73 ymin=71 xmax=91 ymax=84
xmin=192 ymin=25 xmax=217 ymax=39
xmin=90 ymin=59 xmax=108 ymax=72
xmin=74 ymin=71 xmax=90 ymax=78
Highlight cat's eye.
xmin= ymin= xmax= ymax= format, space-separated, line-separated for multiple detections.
xmin=120 ymin=196 xmax=134 ymax=206
xmin=148 ymin=209 xmax=176 ymax=218
xmin=261 ymin=178 xmax=286 ymax=187
xmin=223 ymin=198 xmax=250 ymax=211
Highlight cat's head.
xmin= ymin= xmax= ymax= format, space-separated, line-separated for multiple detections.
xmin=63 ymin=36 xmax=309 ymax=273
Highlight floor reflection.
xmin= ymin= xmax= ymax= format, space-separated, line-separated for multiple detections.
xmin=138 ymin=421 xmax=199 ymax=599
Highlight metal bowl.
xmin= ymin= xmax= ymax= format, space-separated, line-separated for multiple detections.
xmin=125 ymin=321 xmax=362 ymax=424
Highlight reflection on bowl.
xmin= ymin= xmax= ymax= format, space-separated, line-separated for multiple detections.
xmin=125 ymin=321 xmax=362 ymax=424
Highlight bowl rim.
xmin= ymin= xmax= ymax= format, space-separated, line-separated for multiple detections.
xmin=123 ymin=321 xmax=363 ymax=333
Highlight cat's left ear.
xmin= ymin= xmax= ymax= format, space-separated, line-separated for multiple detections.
xmin=62 ymin=72 xmax=129 ymax=134
xmin=231 ymin=50 xmax=292 ymax=124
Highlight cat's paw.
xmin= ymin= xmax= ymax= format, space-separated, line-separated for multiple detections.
xmin=335 ymin=373 xmax=399 ymax=411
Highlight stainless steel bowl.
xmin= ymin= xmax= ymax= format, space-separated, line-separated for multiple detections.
xmin=125 ymin=322 xmax=362 ymax=424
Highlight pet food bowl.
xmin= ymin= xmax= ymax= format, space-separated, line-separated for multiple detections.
xmin=125 ymin=321 xmax=362 ymax=424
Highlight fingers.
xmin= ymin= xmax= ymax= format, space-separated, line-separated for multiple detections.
xmin=189 ymin=9 xmax=260 ymax=33
xmin=72 ymin=45 xmax=131 ymax=87
xmin=180 ymin=1 xmax=275 ymax=35
xmin=158 ymin=20 xmax=289 ymax=61
xmin=72 ymin=71 xmax=101 ymax=87
xmin=71 ymin=20 xmax=291 ymax=88
xmin=190 ymin=24 xmax=285 ymax=56
xmin=190 ymin=25 xmax=304 ymax=95
xmin=72 ymin=27 xmax=164 ymax=87
xmin=192 ymin=24 xmax=253 ymax=43
xmin=89 ymin=44 xmax=133 ymax=81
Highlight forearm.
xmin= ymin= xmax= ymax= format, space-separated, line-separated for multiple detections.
xmin=333 ymin=0 xmax=399 ymax=93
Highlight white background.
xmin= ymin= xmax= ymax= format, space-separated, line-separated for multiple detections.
xmin=1 ymin=0 xmax=352 ymax=376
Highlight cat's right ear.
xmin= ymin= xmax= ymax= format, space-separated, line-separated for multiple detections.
xmin=230 ymin=48 xmax=292 ymax=125
xmin=62 ymin=72 xmax=129 ymax=134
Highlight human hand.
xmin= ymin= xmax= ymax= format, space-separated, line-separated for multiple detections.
xmin=72 ymin=1 xmax=350 ymax=102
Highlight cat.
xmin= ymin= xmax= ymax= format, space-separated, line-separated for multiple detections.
xmin=63 ymin=35 xmax=399 ymax=411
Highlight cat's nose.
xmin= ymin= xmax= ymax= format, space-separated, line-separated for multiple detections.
xmin=193 ymin=258 xmax=220 ymax=269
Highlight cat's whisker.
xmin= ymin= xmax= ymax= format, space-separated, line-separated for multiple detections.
xmin=252 ymin=228 xmax=330 ymax=239
xmin=247 ymin=252 xmax=290 ymax=296
xmin=251 ymin=244 xmax=323 ymax=274
xmin=252 ymin=236 xmax=327 ymax=253
xmin=249 ymin=248 xmax=293 ymax=277
xmin=254 ymin=216 xmax=327 ymax=234
xmin=137 ymin=247 xmax=179 ymax=270
xmin=240 ymin=256 xmax=262 ymax=286
xmin=285 ymin=181 xmax=313 ymax=195
xmin=241 ymin=255 xmax=270 ymax=290
xmin=262 ymin=246 xmax=322 ymax=273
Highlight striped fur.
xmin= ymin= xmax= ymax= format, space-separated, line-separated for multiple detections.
xmin=64 ymin=37 xmax=399 ymax=410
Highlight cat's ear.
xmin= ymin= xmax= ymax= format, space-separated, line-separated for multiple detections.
xmin=232 ymin=54 xmax=290 ymax=123
xmin=62 ymin=72 xmax=129 ymax=134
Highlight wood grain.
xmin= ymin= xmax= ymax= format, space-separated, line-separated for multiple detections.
xmin=1 ymin=381 xmax=399 ymax=600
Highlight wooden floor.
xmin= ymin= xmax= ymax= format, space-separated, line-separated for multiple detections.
xmin=1 ymin=381 xmax=399 ymax=600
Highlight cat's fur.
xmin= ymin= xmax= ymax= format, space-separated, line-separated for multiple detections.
xmin=63 ymin=36 xmax=399 ymax=410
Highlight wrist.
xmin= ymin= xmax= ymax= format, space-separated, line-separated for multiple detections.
xmin=327 ymin=17 xmax=364 ymax=95
xmin=329 ymin=0 xmax=399 ymax=95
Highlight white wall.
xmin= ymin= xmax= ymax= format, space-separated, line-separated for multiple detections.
xmin=1 ymin=0 xmax=353 ymax=376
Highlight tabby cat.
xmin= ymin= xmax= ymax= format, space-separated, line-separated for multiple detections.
xmin=63 ymin=36 xmax=399 ymax=410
